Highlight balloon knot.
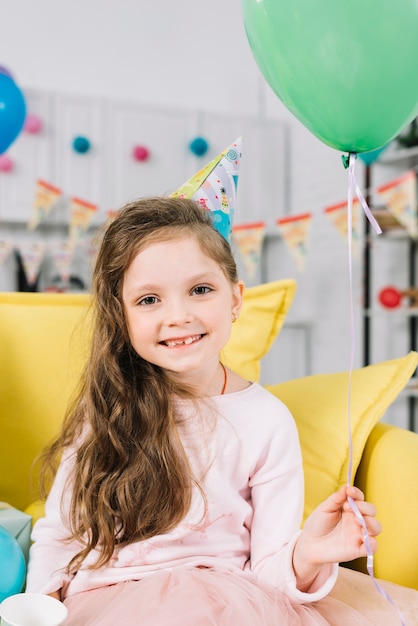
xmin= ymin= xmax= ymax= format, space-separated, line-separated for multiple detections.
xmin=341 ymin=154 xmax=350 ymax=169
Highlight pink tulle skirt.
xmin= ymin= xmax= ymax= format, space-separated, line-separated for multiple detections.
xmin=62 ymin=566 xmax=418 ymax=626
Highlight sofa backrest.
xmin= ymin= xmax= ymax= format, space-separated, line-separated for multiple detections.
xmin=0 ymin=292 xmax=92 ymax=510
xmin=0 ymin=281 xmax=296 ymax=510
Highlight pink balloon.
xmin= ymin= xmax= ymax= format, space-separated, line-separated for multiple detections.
xmin=24 ymin=114 xmax=43 ymax=134
xmin=0 ymin=154 xmax=14 ymax=172
xmin=133 ymin=145 xmax=150 ymax=162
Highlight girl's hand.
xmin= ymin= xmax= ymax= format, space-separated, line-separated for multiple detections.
xmin=293 ymin=486 xmax=381 ymax=591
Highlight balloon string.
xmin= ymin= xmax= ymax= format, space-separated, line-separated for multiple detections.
xmin=346 ymin=153 xmax=406 ymax=626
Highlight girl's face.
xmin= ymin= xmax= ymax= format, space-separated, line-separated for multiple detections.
xmin=122 ymin=236 xmax=243 ymax=389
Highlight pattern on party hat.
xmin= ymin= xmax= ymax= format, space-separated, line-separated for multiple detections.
xmin=171 ymin=137 xmax=242 ymax=241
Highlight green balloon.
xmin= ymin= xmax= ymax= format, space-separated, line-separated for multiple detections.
xmin=242 ymin=0 xmax=418 ymax=153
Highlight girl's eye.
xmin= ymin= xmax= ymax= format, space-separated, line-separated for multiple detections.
xmin=138 ymin=295 xmax=159 ymax=306
xmin=192 ymin=285 xmax=212 ymax=296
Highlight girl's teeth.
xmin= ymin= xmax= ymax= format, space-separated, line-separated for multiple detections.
xmin=165 ymin=335 xmax=200 ymax=347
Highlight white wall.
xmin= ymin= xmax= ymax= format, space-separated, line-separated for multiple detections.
xmin=1 ymin=0 xmax=415 ymax=428
xmin=0 ymin=0 xmax=265 ymax=116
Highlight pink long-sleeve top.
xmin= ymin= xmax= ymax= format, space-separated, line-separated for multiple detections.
xmin=26 ymin=383 xmax=338 ymax=603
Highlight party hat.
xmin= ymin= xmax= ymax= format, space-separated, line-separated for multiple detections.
xmin=171 ymin=137 xmax=242 ymax=241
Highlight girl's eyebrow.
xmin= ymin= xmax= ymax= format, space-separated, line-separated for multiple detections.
xmin=187 ymin=272 xmax=220 ymax=283
xmin=125 ymin=272 xmax=220 ymax=297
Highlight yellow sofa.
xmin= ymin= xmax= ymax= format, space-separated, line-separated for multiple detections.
xmin=1 ymin=282 xmax=418 ymax=590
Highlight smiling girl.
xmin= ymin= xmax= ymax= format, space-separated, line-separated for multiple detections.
xmin=26 ymin=197 xmax=418 ymax=624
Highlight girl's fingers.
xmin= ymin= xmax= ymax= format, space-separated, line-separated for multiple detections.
xmin=348 ymin=508 xmax=382 ymax=537
xmin=322 ymin=486 xmax=366 ymax=515
xmin=345 ymin=485 xmax=365 ymax=501
xmin=343 ymin=498 xmax=376 ymax=517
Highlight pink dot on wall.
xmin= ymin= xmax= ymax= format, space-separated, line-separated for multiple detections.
xmin=0 ymin=155 xmax=14 ymax=172
xmin=133 ymin=145 xmax=150 ymax=162
xmin=24 ymin=114 xmax=43 ymax=134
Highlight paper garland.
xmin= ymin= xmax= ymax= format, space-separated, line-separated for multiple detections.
xmin=377 ymin=170 xmax=418 ymax=239
xmin=276 ymin=213 xmax=313 ymax=272
xmin=1 ymin=167 xmax=416 ymax=286
xmin=232 ymin=221 xmax=266 ymax=280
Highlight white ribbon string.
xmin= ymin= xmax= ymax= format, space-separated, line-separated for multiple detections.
xmin=346 ymin=152 xmax=406 ymax=626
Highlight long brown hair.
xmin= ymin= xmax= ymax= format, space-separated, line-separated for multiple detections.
xmin=39 ymin=196 xmax=239 ymax=571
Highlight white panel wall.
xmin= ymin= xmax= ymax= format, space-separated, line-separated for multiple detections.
xmin=0 ymin=90 xmax=54 ymax=222
xmin=54 ymin=95 xmax=106 ymax=214
xmin=0 ymin=89 xmax=289 ymax=294
xmin=106 ymin=102 xmax=200 ymax=208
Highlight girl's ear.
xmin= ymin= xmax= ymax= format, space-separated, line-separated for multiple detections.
xmin=232 ymin=280 xmax=245 ymax=321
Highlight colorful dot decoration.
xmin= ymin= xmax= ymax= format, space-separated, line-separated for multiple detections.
xmin=0 ymin=128 xmax=217 ymax=170
xmin=24 ymin=114 xmax=43 ymax=134
xmin=72 ymin=136 xmax=91 ymax=154
xmin=189 ymin=136 xmax=209 ymax=157
xmin=0 ymin=154 xmax=14 ymax=173
xmin=132 ymin=145 xmax=150 ymax=162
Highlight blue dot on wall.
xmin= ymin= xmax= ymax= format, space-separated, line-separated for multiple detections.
xmin=189 ymin=136 xmax=209 ymax=157
xmin=72 ymin=136 xmax=91 ymax=154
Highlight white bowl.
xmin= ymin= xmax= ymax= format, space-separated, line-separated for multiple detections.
xmin=0 ymin=593 xmax=68 ymax=626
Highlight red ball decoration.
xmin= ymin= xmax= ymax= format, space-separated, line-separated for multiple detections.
xmin=133 ymin=145 xmax=150 ymax=162
xmin=0 ymin=155 xmax=14 ymax=173
xmin=378 ymin=286 xmax=402 ymax=309
xmin=24 ymin=114 xmax=43 ymax=134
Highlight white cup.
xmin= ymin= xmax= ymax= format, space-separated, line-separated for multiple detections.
xmin=0 ymin=593 xmax=68 ymax=626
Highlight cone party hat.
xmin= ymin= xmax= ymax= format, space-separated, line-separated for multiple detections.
xmin=171 ymin=137 xmax=242 ymax=241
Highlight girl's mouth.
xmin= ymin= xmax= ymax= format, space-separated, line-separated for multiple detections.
xmin=161 ymin=334 xmax=203 ymax=348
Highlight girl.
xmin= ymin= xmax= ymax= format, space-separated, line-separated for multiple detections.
xmin=26 ymin=197 xmax=418 ymax=625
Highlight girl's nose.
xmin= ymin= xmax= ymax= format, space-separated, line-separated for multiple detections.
xmin=164 ymin=299 xmax=194 ymax=326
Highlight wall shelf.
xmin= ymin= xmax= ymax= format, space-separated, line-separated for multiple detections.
xmin=363 ymin=147 xmax=418 ymax=431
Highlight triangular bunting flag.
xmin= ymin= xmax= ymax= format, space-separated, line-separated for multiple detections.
xmin=232 ymin=221 xmax=266 ymax=280
xmin=106 ymin=209 xmax=120 ymax=222
xmin=324 ymin=199 xmax=361 ymax=258
xmin=17 ymin=241 xmax=46 ymax=286
xmin=276 ymin=213 xmax=312 ymax=272
xmin=171 ymin=138 xmax=242 ymax=242
xmin=28 ymin=180 xmax=62 ymax=230
xmin=377 ymin=171 xmax=418 ymax=239
xmin=49 ymin=240 xmax=75 ymax=283
xmin=69 ymin=197 xmax=98 ymax=246
xmin=0 ymin=240 xmax=13 ymax=265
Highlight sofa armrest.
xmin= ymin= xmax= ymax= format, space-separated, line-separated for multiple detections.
xmin=354 ymin=422 xmax=418 ymax=589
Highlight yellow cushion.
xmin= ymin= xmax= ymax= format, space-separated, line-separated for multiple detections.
xmin=222 ymin=279 xmax=297 ymax=382
xmin=266 ymin=351 xmax=418 ymax=523
xmin=0 ymin=280 xmax=296 ymax=511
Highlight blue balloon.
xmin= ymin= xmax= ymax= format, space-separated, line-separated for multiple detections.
xmin=0 ymin=526 xmax=26 ymax=602
xmin=0 ymin=66 xmax=13 ymax=79
xmin=358 ymin=145 xmax=389 ymax=166
xmin=0 ymin=74 xmax=26 ymax=154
